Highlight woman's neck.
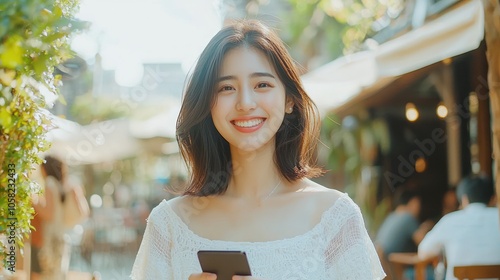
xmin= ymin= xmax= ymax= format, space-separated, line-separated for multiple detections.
xmin=226 ymin=141 xmax=282 ymax=199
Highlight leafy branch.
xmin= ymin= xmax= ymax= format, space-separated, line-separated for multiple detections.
xmin=0 ymin=0 xmax=82 ymax=261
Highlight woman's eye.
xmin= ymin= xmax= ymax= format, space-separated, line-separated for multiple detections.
xmin=219 ymin=85 xmax=234 ymax=92
xmin=256 ymin=82 xmax=271 ymax=88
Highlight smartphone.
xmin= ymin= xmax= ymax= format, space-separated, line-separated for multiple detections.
xmin=197 ymin=250 xmax=252 ymax=280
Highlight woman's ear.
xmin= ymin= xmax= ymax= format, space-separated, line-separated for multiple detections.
xmin=285 ymin=100 xmax=294 ymax=114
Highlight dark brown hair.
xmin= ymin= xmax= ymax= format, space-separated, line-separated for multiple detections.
xmin=42 ymin=155 xmax=66 ymax=183
xmin=42 ymin=155 xmax=67 ymax=202
xmin=176 ymin=20 xmax=323 ymax=196
xmin=457 ymin=174 xmax=494 ymax=204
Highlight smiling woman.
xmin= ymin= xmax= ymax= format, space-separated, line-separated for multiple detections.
xmin=211 ymin=47 xmax=290 ymax=153
xmin=131 ymin=20 xmax=386 ymax=280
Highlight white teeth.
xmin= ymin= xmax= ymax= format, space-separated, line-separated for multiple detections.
xmin=233 ymin=119 xmax=264 ymax=128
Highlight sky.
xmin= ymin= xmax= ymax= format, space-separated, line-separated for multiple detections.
xmin=72 ymin=0 xmax=223 ymax=85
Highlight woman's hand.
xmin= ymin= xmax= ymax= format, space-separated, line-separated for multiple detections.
xmin=188 ymin=273 xmax=217 ymax=280
xmin=188 ymin=273 xmax=265 ymax=280
xmin=232 ymin=276 xmax=265 ymax=280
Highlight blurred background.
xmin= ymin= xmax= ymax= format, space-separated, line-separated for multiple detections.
xmin=16 ymin=0 xmax=491 ymax=279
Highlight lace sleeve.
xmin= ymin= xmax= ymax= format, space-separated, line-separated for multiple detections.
xmin=325 ymin=198 xmax=386 ymax=280
xmin=131 ymin=206 xmax=173 ymax=280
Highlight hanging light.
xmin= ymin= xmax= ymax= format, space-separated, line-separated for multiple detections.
xmin=415 ymin=157 xmax=427 ymax=173
xmin=405 ymin=102 xmax=419 ymax=122
xmin=436 ymin=102 xmax=448 ymax=119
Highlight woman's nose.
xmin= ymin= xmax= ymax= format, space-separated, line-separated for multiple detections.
xmin=236 ymin=86 xmax=256 ymax=111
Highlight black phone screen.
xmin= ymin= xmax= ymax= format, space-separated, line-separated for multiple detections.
xmin=197 ymin=250 xmax=252 ymax=280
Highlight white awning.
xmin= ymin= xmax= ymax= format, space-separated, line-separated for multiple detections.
xmin=302 ymin=0 xmax=484 ymax=115
xmin=129 ymin=102 xmax=179 ymax=140
xmin=47 ymin=118 xmax=141 ymax=165
xmin=46 ymin=111 xmax=179 ymax=165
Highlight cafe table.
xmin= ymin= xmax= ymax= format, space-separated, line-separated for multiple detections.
xmin=388 ymin=252 xmax=439 ymax=280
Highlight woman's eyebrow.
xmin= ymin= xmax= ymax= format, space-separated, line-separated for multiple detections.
xmin=250 ymin=72 xmax=275 ymax=79
xmin=217 ymin=75 xmax=236 ymax=83
xmin=217 ymin=72 xmax=276 ymax=82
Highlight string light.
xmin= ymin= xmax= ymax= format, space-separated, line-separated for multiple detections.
xmin=436 ymin=102 xmax=448 ymax=118
xmin=405 ymin=103 xmax=419 ymax=122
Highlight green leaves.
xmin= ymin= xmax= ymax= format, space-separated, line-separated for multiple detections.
xmin=320 ymin=113 xmax=392 ymax=234
xmin=0 ymin=107 xmax=12 ymax=129
xmin=0 ymin=36 xmax=23 ymax=69
xmin=282 ymin=0 xmax=405 ymax=65
xmin=0 ymin=0 xmax=80 ymax=259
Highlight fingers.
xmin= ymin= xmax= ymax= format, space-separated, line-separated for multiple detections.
xmin=189 ymin=273 xmax=217 ymax=280
xmin=189 ymin=273 xmax=262 ymax=280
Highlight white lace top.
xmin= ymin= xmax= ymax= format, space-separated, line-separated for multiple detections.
xmin=131 ymin=193 xmax=385 ymax=280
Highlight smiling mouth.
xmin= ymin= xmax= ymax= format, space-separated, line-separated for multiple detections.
xmin=232 ymin=118 xmax=265 ymax=128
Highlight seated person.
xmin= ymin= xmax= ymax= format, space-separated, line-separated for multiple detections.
xmin=376 ymin=189 xmax=432 ymax=256
xmin=376 ymin=188 xmax=434 ymax=279
xmin=441 ymin=188 xmax=458 ymax=216
xmin=418 ymin=175 xmax=500 ymax=280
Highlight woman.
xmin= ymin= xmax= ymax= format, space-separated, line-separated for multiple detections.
xmin=131 ymin=20 xmax=385 ymax=280
xmin=31 ymin=156 xmax=71 ymax=280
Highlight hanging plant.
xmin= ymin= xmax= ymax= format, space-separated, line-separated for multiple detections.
xmin=0 ymin=0 xmax=82 ymax=270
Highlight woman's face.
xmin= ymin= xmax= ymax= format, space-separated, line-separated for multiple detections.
xmin=211 ymin=46 xmax=292 ymax=153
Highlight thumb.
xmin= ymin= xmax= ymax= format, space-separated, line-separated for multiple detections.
xmin=203 ymin=273 xmax=217 ymax=280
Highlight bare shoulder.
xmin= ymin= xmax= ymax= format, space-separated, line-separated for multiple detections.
xmin=295 ymin=179 xmax=346 ymax=210
xmin=164 ymin=194 xmax=218 ymax=219
xmin=166 ymin=195 xmax=202 ymax=212
xmin=166 ymin=195 xmax=188 ymax=208
xmin=298 ymin=178 xmax=343 ymax=195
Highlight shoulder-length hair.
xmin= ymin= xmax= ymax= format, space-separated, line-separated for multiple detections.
xmin=42 ymin=155 xmax=66 ymax=183
xmin=176 ymin=19 xmax=323 ymax=196
xmin=42 ymin=155 xmax=67 ymax=202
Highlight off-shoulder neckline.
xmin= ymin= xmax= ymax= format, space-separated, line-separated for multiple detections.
xmin=159 ymin=192 xmax=351 ymax=246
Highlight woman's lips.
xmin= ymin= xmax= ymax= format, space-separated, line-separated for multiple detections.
xmin=231 ymin=118 xmax=265 ymax=133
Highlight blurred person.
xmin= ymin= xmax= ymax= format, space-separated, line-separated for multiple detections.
xmin=431 ymin=188 xmax=459 ymax=280
xmin=418 ymin=175 xmax=500 ymax=280
xmin=131 ymin=199 xmax=150 ymax=236
xmin=441 ymin=188 xmax=458 ymax=216
xmin=31 ymin=155 xmax=71 ymax=280
xmin=131 ymin=20 xmax=385 ymax=280
xmin=375 ymin=188 xmax=434 ymax=280
xmin=376 ymin=188 xmax=433 ymax=257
